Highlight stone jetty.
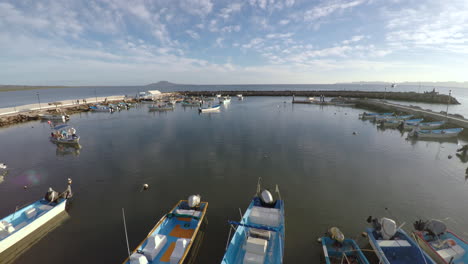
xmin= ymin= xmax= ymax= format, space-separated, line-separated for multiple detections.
xmin=181 ymin=90 xmax=459 ymax=104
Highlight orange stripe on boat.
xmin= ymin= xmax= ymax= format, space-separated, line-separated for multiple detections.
xmin=177 ymin=217 xmax=192 ymax=221
xmin=160 ymin=242 xmax=176 ymax=262
xmin=170 ymin=224 xmax=195 ymax=238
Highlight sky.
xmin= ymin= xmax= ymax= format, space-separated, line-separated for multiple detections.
xmin=0 ymin=0 xmax=468 ymax=85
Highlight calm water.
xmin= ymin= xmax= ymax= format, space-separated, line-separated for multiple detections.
xmin=2 ymin=97 xmax=468 ymax=263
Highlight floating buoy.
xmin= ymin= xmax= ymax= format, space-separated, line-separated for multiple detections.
xmin=23 ymin=186 xmax=28 ymax=190
xmin=143 ymin=184 xmax=149 ymax=190
xmin=448 ymin=155 xmax=453 ymax=159
xmin=361 ymin=232 xmax=368 ymax=238
xmin=317 ymin=237 xmax=322 ymax=243
xmin=352 ymin=131 xmax=357 ymax=135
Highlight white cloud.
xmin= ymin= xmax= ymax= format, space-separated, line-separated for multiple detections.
xmin=342 ymin=35 xmax=365 ymax=44
xmin=303 ymin=0 xmax=367 ymax=22
xmin=279 ymin=19 xmax=290 ymax=25
xmin=266 ymin=33 xmax=293 ymax=39
xmin=220 ymin=25 xmax=241 ymax=33
xmin=215 ymin=37 xmax=224 ymax=47
xmin=186 ymin=30 xmax=200 ymax=39
xmin=242 ymin=38 xmax=264 ymax=49
xmin=180 ymin=0 xmax=213 ymax=17
xmin=219 ymin=3 xmax=243 ymax=20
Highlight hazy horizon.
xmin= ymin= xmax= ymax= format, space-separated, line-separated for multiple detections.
xmin=1 ymin=0 xmax=468 ymax=85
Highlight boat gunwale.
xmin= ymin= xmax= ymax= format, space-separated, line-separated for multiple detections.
xmin=413 ymin=229 xmax=468 ymax=264
xmin=122 ymin=200 xmax=208 ymax=264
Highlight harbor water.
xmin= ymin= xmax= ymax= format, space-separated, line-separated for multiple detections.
xmin=1 ymin=96 xmax=468 ymax=263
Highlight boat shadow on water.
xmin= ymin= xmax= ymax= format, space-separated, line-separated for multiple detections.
xmin=406 ymin=137 xmax=459 ymax=145
xmin=0 ymin=211 xmax=70 ymax=264
xmin=56 ymin=144 xmax=82 ymax=157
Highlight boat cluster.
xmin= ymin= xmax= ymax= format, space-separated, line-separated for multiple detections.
xmin=139 ymin=94 xmax=244 ymax=113
xmin=320 ymin=216 xmax=468 ymax=264
xmin=360 ymin=112 xmax=464 ymax=139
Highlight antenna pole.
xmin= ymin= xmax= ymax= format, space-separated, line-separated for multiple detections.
xmin=122 ymin=208 xmax=131 ymax=259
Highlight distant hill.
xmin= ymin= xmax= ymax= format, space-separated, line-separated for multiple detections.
xmin=145 ymin=81 xmax=182 ymax=88
xmin=338 ymin=81 xmax=468 ymax=89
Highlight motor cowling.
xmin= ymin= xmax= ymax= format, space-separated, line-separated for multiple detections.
xmin=329 ymin=227 xmax=345 ymax=243
xmin=188 ymin=195 xmax=201 ymax=208
xmin=260 ymin=190 xmax=275 ymax=206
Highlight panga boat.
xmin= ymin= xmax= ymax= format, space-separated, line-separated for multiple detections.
xmin=402 ymin=119 xmax=424 ymax=129
xmin=413 ymin=219 xmax=468 ymax=264
xmin=148 ymin=104 xmax=174 ymax=111
xmin=409 ymin=128 xmax=463 ymax=138
xmin=0 ymin=179 xmax=72 ymax=254
xmin=366 ymin=216 xmax=436 ymax=264
xmin=320 ymin=227 xmax=369 ymax=264
xmin=123 ymin=195 xmax=208 ymax=264
xmin=0 ymin=163 xmax=6 ymax=170
xmin=221 ymin=182 xmax=285 ymax=264
xmin=199 ymin=104 xmax=221 ymax=113
xmin=237 ymin=94 xmax=243 ymax=100
xmin=38 ymin=114 xmax=70 ymax=122
xmin=220 ymin=96 xmax=231 ymax=104
xmin=405 ymin=121 xmax=446 ymax=130
xmin=90 ymin=105 xmax=113 ymax=112
xmin=50 ymin=124 xmax=80 ymax=144
xmin=360 ymin=112 xmax=393 ymax=119
xmin=181 ymin=100 xmax=201 ymax=107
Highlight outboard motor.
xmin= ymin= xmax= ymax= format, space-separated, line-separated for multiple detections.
xmin=188 ymin=194 xmax=201 ymax=208
xmin=329 ymin=227 xmax=345 ymax=243
xmin=260 ymin=189 xmax=276 ymax=207
xmin=425 ymin=219 xmax=447 ymax=237
xmin=367 ymin=216 xmax=397 ymax=239
xmin=44 ymin=187 xmax=59 ymax=203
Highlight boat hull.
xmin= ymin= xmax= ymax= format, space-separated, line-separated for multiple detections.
xmin=50 ymin=136 xmax=80 ymax=144
xmin=413 ymin=128 xmax=463 ymax=138
xmin=321 ymin=237 xmax=369 ymax=264
xmin=0 ymin=199 xmax=67 ymax=254
xmin=413 ymin=230 xmax=468 ymax=264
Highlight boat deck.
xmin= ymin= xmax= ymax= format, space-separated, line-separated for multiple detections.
xmin=124 ymin=201 xmax=207 ymax=264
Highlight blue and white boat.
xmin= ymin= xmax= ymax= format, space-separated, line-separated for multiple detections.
xmin=413 ymin=219 xmax=468 ymax=264
xmin=402 ymin=119 xmax=424 ymax=129
xmin=360 ymin=112 xmax=393 ymax=119
xmin=366 ymin=216 xmax=436 ymax=264
xmin=321 ymin=227 xmax=369 ymax=264
xmin=381 ymin=119 xmax=403 ymax=127
xmin=0 ymin=179 xmax=72 ymax=254
xmin=408 ymin=121 xmax=446 ymax=130
xmin=90 ymin=105 xmax=112 ymax=112
xmin=220 ymin=96 xmax=231 ymax=104
xmin=199 ymin=104 xmax=221 ymax=113
xmin=123 ymin=195 xmax=208 ymax=264
xmin=409 ymin=128 xmax=463 ymax=139
xmin=221 ymin=182 xmax=285 ymax=264
xmin=148 ymin=104 xmax=174 ymax=111
xmin=50 ymin=124 xmax=80 ymax=144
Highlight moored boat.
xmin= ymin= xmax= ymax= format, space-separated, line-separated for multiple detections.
xmin=123 ymin=195 xmax=208 ymax=264
xmin=402 ymin=119 xmax=424 ymax=129
xmin=360 ymin=112 xmax=393 ymax=119
xmin=409 ymin=128 xmax=463 ymax=138
xmin=406 ymin=121 xmax=446 ymax=130
xmin=413 ymin=219 xmax=468 ymax=264
xmin=221 ymin=181 xmax=285 ymax=264
xmin=181 ymin=100 xmax=201 ymax=107
xmin=50 ymin=124 xmax=80 ymax=144
xmin=320 ymin=227 xmax=369 ymax=264
xmin=38 ymin=114 xmax=70 ymax=122
xmin=199 ymin=104 xmax=221 ymax=113
xmin=366 ymin=216 xmax=436 ymax=264
xmin=148 ymin=104 xmax=174 ymax=111
xmin=90 ymin=105 xmax=113 ymax=112
xmin=0 ymin=179 xmax=72 ymax=254
xmin=220 ymin=96 xmax=231 ymax=104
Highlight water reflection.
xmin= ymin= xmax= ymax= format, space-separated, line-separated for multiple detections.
xmin=56 ymin=144 xmax=82 ymax=156
xmin=0 ymin=211 xmax=70 ymax=264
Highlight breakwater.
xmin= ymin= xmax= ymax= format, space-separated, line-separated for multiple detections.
xmin=181 ymin=90 xmax=459 ymax=104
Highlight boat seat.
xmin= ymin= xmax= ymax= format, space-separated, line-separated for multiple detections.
xmin=437 ymin=244 xmax=465 ymax=262
xmin=14 ymin=221 xmax=27 ymax=230
xmin=377 ymin=240 xmax=411 ymax=247
xmin=243 ymin=251 xmax=266 ymax=264
xmin=170 ymin=238 xmax=190 ymax=264
xmin=249 ymin=228 xmax=271 ymax=241
xmin=39 ymin=204 xmax=53 ymax=211
xmin=141 ymin=234 xmax=167 ymax=261
xmin=174 ymin=209 xmax=201 ymax=217
xmin=245 ymin=237 xmax=268 ymax=255
xmin=248 ymin=206 xmax=281 ymax=227
xmin=129 ymin=253 xmax=148 ymax=264
xmin=24 ymin=208 xmax=37 ymax=219
xmin=0 ymin=220 xmax=15 ymax=235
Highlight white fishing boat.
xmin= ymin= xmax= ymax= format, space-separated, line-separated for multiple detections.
xmin=38 ymin=114 xmax=70 ymax=122
xmin=199 ymin=104 xmax=221 ymax=113
xmin=237 ymin=94 xmax=243 ymax=100
xmin=50 ymin=125 xmax=80 ymax=144
xmin=90 ymin=105 xmax=113 ymax=112
xmin=0 ymin=179 xmax=72 ymax=254
xmin=0 ymin=163 xmax=6 ymax=170
xmin=220 ymin=96 xmax=231 ymax=104
xmin=148 ymin=104 xmax=174 ymax=111
xmin=409 ymin=128 xmax=463 ymax=139
xmin=216 ymin=94 xmax=222 ymax=98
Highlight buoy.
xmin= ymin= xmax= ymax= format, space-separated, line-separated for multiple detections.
xmin=361 ymin=232 xmax=368 ymax=238
xmin=317 ymin=237 xmax=322 ymax=243
xmin=352 ymin=131 xmax=357 ymax=135
xmin=448 ymin=155 xmax=453 ymax=159
xmin=23 ymin=186 xmax=28 ymax=190
xmin=143 ymin=184 xmax=149 ymax=190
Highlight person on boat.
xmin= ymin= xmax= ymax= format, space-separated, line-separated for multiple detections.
xmin=51 ymin=132 xmax=55 ymax=138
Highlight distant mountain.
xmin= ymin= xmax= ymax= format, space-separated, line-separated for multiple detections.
xmin=337 ymin=81 xmax=468 ymax=89
xmin=145 ymin=81 xmax=182 ymax=88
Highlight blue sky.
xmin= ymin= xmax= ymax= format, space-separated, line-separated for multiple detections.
xmin=0 ymin=0 xmax=467 ymax=85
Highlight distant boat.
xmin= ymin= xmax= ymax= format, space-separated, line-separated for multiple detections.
xmin=366 ymin=216 xmax=436 ymax=264
xmin=199 ymin=104 xmax=221 ymax=113
xmin=221 ymin=181 xmax=285 ymax=264
xmin=0 ymin=163 xmax=6 ymax=170
xmin=148 ymin=104 xmax=174 ymax=111
xmin=405 ymin=121 xmax=445 ymax=130
xmin=237 ymin=94 xmax=243 ymax=100
xmin=381 ymin=119 xmax=402 ymax=127
xmin=38 ymin=114 xmax=70 ymax=122
xmin=0 ymin=179 xmax=72 ymax=254
xmin=376 ymin=114 xmax=413 ymax=122
xmin=89 ymin=105 xmax=112 ymax=112
xmin=321 ymin=227 xmax=369 ymax=264
xmin=118 ymin=102 xmax=130 ymax=109
xmin=123 ymin=195 xmax=208 ymax=264
xmin=413 ymin=219 xmax=468 ymax=264
xmin=220 ymin=96 xmax=231 ymax=104
xmin=402 ymin=118 xmax=424 ymax=128
xmin=409 ymin=128 xmax=463 ymax=138
xmin=50 ymin=124 xmax=80 ymax=144
xmin=181 ymin=100 xmax=201 ymax=107
xmin=360 ymin=112 xmax=393 ymax=119
xmin=216 ymin=94 xmax=222 ymax=98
